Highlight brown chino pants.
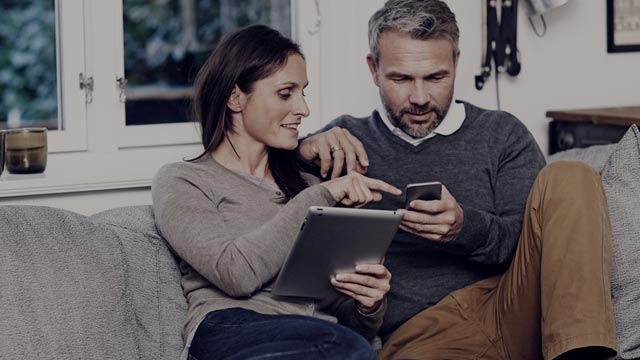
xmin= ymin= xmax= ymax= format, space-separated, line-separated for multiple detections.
xmin=377 ymin=161 xmax=617 ymax=360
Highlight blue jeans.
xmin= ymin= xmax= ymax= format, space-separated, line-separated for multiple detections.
xmin=189 ymin=308 xmax=377 ymax=360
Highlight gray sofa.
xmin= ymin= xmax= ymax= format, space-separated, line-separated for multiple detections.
xmin=0 ymin=205 xmax=187 ymax=359
xmin=1 ymin=125 xmax=638 ymax=359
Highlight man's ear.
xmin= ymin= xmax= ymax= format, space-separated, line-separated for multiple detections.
xmin=366 ymin=54 xmax=380 ymax=87
xmin=227 ymin=85 xmax=244 ymax=113
xmin=450 ymin=50 xmax=461 ymax=79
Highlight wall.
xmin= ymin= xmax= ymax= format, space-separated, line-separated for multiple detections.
xmin=4 ymin=0 xmax=639 ymax=214
xmin=452 ymin=0 xmax=640 ymax=154
xmin=307 ymin=0 xmax=640 ymax=156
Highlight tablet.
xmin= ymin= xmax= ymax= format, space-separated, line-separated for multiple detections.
xmin=271 ymin=206 xmax=403 ymax=298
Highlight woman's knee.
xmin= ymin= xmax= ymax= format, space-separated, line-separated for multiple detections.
xmin=329 ymin=331 xmax=376 ymax=359
xmin=192 ymin=312 xmax=376 ymax=360
xmin=298 ymin=318 xmax=376 ymax=359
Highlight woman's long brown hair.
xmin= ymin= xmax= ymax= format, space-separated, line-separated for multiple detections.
xmin=189 ymin=25 xmax=308 ymax=201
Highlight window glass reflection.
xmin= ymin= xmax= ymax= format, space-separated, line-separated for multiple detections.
xmin=123 ymin=0 xmax=292 ymax=126
xmin=0 ymin=0 xmax=58 ymax=130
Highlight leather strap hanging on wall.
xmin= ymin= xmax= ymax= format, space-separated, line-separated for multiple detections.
xmin=475 ymin=0 xmax=522 ymax=90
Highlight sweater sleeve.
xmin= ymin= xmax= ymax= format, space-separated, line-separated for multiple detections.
xmin=443 ymin=120 xmax=546 ymax=267
xmin=152 ymin=164 xmax=336 ymax=297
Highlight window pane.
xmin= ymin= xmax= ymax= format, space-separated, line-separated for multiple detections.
xmin=123 ymin=0 xmax=291 ymax=126
xmin=0 ymin=0 xmax=59 ymax=130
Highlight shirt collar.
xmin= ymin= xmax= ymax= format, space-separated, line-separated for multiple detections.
xmin=377 ymin=100 xmax=466 ymax=146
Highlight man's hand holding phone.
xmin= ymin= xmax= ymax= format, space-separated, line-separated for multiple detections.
xmin=401 ymin=182 xmax=464 ymax=243
xmin=404 ymin=181 xmax=443 ymax=208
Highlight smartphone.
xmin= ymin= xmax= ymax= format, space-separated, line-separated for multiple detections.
xmin=405 ymin=181 xmax=442 ymax=209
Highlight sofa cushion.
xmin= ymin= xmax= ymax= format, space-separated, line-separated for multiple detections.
xmin=91 ymin=205 xmax=187 ymax=360
xmin=0 ymin=205 xmax=141 ymax=358
xmin=547 ymin=143 xmax=617 ymax=172
xmin=600 ymin=125 xmax=640 ymax=360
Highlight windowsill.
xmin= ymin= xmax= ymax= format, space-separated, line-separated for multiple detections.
xmin=0 ymin=171 xmax=150 ymax=197
xmin=0 ymin=143 xmax=201 ymax=198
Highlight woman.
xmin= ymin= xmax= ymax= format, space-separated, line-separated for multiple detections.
xmin=152 ymin=25 xmax=402 ymax=360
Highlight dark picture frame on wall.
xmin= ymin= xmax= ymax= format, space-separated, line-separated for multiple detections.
xmin=607 ymin=0 xmax=640 ymax=52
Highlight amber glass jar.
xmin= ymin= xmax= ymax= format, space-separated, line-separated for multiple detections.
xmin=4 ymin=128 xmax=48 ymax=174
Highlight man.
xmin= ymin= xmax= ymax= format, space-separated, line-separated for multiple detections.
xmin=297 ymin=0 xmax=617 ymax=359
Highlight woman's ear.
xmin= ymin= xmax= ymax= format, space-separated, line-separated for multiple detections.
xmin=227 ymin=85 xmax=245 ymax=113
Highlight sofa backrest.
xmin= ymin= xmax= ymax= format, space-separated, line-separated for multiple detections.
xmin=0 ymin=204 xmax=187 ymax=360
xmin=91 ymin=205 xmax=187 ymax=359
xmin=0 ymin=205 xmax=142 ymax=358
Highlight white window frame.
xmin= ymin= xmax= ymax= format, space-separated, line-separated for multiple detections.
xmin=112 ymin=0 xmax=201 ymax=148
xmin=0 ymin=0 xmax=322 ymax=198
xmin=293 ymin=0 xmax=323 ymax=138
xmin=42 ymin=0 xmax=88 ymax=153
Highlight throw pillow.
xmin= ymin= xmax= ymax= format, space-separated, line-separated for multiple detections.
xmin=601 ymin=125 xmax=640 ymax=360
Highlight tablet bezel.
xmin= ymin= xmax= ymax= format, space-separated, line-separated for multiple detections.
xmin=271 ymin=206 xmax=403 ymax=298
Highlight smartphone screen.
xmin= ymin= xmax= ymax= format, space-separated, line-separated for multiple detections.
xmin=405 ymin=181 xmax=442 ymax=209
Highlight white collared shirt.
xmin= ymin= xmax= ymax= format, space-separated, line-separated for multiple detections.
xmin=377 ymin=100 xmax=466 ymax=146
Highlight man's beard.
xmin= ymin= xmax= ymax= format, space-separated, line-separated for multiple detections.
xmin=382 ymin=96 xmax=452 ymax=139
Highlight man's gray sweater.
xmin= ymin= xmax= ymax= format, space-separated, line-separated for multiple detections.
xmin=314 ymin=101 xmax=546 ymax=340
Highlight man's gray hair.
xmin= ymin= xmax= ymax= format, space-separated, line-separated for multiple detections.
xmin=368 ymin=0 xmax=460 ymax=65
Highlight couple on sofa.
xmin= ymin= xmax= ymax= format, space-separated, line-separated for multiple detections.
xmin=152 ymin=1 xmax=617 ymax=359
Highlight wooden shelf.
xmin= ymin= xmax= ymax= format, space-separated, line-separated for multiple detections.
xmin=546 ymin=106 xmax=640 ymax=127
